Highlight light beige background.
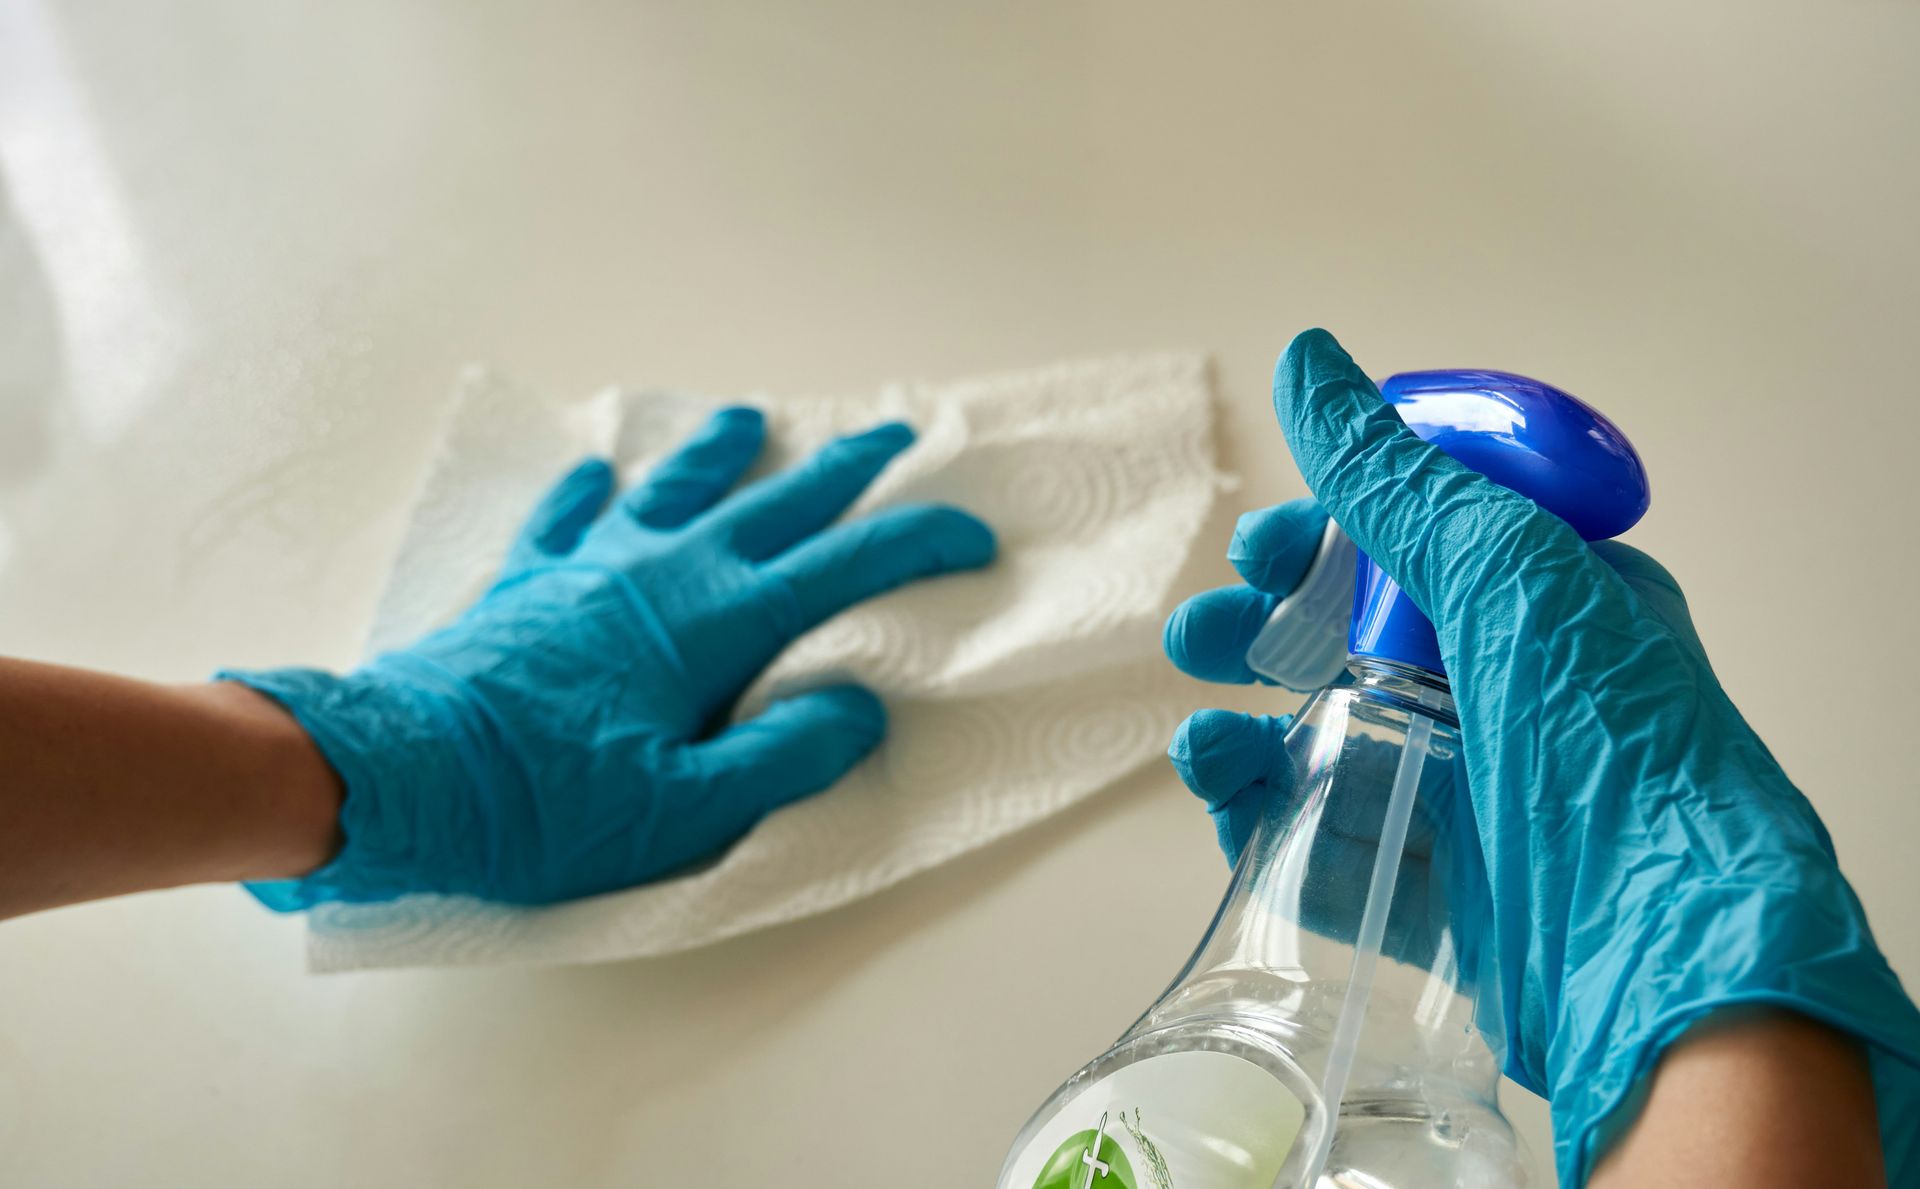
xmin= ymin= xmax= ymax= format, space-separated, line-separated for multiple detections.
xmin=1 ymin=2 xmax=1915 ymax=1185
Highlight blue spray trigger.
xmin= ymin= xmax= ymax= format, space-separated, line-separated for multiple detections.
xmin=1350 ymin=369 xmax=1652 ymax=675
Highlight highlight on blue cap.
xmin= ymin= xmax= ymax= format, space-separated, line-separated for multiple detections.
xmin=1350 ymin=369 xmax=1651 ymax=675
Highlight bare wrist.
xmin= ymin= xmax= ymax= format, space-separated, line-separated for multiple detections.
xmin=191 ymin=682 xmax=344 ymax=882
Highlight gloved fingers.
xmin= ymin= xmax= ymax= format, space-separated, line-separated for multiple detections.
xmin=1169 ymin=709 xmax=1292 ymax=859
xmin=623 ymin=406 xmax=766 ymax=529
xmin=707 ymin=422 xmax=917 ymax=561
xmin=1170 ymin=709 xmax=1454 ymax=969
xmin=760 ymin=502 xmax=996 ymax=634
xmin=1271 ymin=328 xmax=1597 ymax=623
xmin=1170 ymin=709 xmax=1290 ymax=808
xmin=1293 ymin=815 xmax=1445 ymax=970
xmin=669 ymin=684 xmax=888 ymax=851
xmin=503 ymin=457 xmax=616 ymax=574
xmin=1162 ymin=585 xmax=1279 ymax=684
xmin=1291 ymin=741 xmax=1478 ymax=986
xmin=1228 ymin=499 xmax=1330 ymax=593
xmin=1160 ymin=500 xmax=1331 ymax=685
xmin=1311 ymin=732 xmax=1445 ymax=865
xmin=1172 ymin=709 xmax=1447 ymax=860
xmin=1591 ymin=540 xmax=1710 ymax=658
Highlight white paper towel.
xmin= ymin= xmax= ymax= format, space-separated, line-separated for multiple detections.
xmin=306 ymin=353 xmax=1230 ymax=971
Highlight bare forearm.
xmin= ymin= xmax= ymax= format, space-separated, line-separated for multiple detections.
xmin=1591 ymin=1008 xmax=1883 ymax=1188
xmin=0 ymin=657 xmax=341 ymax=918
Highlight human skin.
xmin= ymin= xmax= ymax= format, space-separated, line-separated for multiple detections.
xmin=0 ymin=657 xmax=339 ymax=918
xmin=1589 ymin=1008 xmax=1884 ymax=1188
xmin=0 ymin=657 xmax=1890 ymax=1186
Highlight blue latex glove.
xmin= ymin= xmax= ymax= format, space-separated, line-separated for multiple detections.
xmin=1163 ymin=329 xmax=1920 ymax=1185
xmin=224 ymin=408 xmax=995 ymax=909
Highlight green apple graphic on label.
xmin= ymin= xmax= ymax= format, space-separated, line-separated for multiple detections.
xmin=1029 ymin=1111 xmax=1139 ymax=1189
xmin=1005 ymin=1051 xmax=1303 ymax=1189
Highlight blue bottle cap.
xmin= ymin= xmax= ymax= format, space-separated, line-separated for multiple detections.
xmin=1349 ymin=369 xmax=1651 ymax=675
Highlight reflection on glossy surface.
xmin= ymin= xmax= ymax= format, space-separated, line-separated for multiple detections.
xmin=1381 ymin=369 xmax=1650 ymax=542
xmin=0 ymin=176 xmax=61 ymax=487
xmin=0 ymin=0 xmax=180 ymax=444
xmin=1349 ymin=369 xmax=1652 ymax=675
xmin=1394 ymin=388 xmax=1529 ymax=440
xmin=0 ymin=2 xmax=1915 ymax=1186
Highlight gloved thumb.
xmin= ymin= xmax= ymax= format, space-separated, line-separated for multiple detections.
xmin=1270 ymin=329 xmax=1591 ymax=636
xmin=669 ymin=685 xmax=888 ymax=855
xmin=1590 ymin=540 xmax=1710 ymax=660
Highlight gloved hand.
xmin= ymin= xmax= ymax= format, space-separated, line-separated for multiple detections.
xmin=1163 ymin=329 xmax=1920 ymax=1186
xmin=224 ymin=408 xmax=995 ymax=909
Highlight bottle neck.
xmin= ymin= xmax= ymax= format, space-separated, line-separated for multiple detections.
xmin=1340 ymin=656 xmax=1457 ymax=728
xmin=1137 ymin=655 xmax=1500 ymax=1092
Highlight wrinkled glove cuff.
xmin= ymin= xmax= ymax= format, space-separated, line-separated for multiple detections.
xmin=215 ymin=657 xmax=501 ymax=910
xmin=1548 ymin=881 xmax=1920 ymax=1186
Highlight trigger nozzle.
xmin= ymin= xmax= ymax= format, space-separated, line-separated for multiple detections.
xmin=1244 ymin=518 xmax=1356 ymax=692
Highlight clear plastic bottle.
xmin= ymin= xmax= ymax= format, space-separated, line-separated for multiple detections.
xmin=999 ymin=366 xmax=1652 ymax=1189
xmin=995 ymin=658 xmax=1525 ymax=1189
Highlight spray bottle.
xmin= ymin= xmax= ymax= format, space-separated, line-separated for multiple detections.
xmin=996 ymin=368 xmax=1651 ymax=1189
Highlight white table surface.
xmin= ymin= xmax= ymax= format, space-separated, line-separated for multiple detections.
xmin=3 ymin=3 xmax=1916 ymax=1185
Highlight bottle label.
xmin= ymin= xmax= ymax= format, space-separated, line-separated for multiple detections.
xmin=1005 ymin=1051 xmax=1305 ymax=1189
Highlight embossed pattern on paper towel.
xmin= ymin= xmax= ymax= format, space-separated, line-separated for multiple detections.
xmin=307 ymin=353 xmax=1229 ymax=971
